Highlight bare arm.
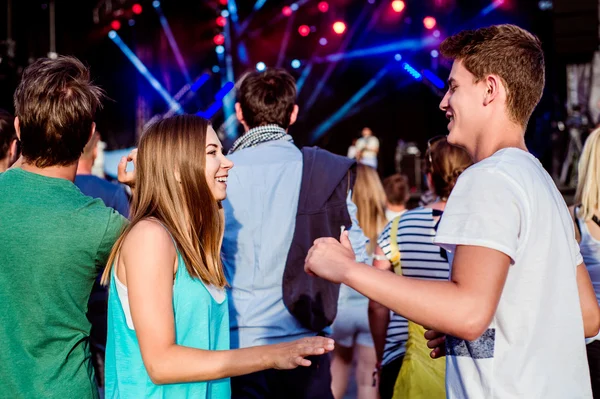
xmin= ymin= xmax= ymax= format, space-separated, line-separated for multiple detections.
xmin=123 ymin=221 xmax=334 ymax=385
xmin=576 ymin=262 xmax=600 ymax=338
xmin=368 ymin=245 xmax=392 ymax=365
xmin=306 ymin=236 xmax=510 ymax=342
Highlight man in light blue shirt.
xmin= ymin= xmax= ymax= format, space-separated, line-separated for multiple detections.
xmin=222 ymin=69 xmax=368 ymax=398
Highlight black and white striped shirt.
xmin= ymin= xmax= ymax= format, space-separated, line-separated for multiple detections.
xmin=376 ymin=207 xmax=450 ymax=366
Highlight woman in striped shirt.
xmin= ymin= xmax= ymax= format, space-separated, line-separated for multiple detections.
xmin=369 ymin=136 xmax=472 ymax=398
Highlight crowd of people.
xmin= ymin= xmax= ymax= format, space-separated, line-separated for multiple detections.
xmin=1 ymin=23 xmax=600 ymax=399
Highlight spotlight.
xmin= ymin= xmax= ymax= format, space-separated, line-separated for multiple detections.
xmin=256 ymin=62 xmax=266 ymax=71
xmin=282 ymin=6 xmax=293 ymax=16
xmin=132 ymin=4 xmax=142 ymax=14
xmin=108 ymin=30 xmax=117 ymax=39
xmin=152 ymin=1 xmax=160 ymax=8
xmin=430 ymin=49 xmax=439 ymax=58
xmin=212 ymin=65 xmax=220 ymax=73
xmin=111 ymin=20 xmax=121 ymax=30
xmin=319 ymin=37 xmax=328 ymax=46
xmin=290 ymin=3 xmax=299 ymax=11
xmin=213 ymin=34 xmax=225 ymax=46
xmin=433 ymin=29 xmax=441 ymax=38
xmin=391 ymin=0 xmax=405 ymax=13
xmin=333 ymin=21 xmax=346 ymax=34
xmin=215 ymin=45 xmax=225 ymax=54
xmin=394 ymin=53 xmax=402 ymax=61
xmin=318 ymin=1 xmax=329 ymax=12
xmin=219 ymin=0 xmax=228 ymax=5
xmin=423 ymin=16 xmax=436 ymax=30
xmin=368 ymin=0 xmax=375 ymax=3
xmin=291 ymin=59 xmax=301 ymax=69
xmin=221 ymin=10 xmax=230 ymax=17
xmin=298 ymin=25 xmax=310 ymax=37
xmin=128 ymin=19 xmax=135 ymax=26
xmin=216 ymin=16 xmax=227 ymax=27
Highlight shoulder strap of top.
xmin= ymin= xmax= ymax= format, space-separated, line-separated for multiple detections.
xmin=389 ymin=216 xmax=402 ymax=275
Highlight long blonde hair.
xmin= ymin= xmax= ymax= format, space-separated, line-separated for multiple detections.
xmin=101 ymin=115 xmax=227 ymax=288
xmin=575 ymin=127 xmax=600 ymax=221
xmin=353 ymin=164 xmax=388 ymax=255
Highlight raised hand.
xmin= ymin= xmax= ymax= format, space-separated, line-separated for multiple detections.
xmin=304 ymin=230 xmax=356 ymax=284
xmin=267 ymin=337 xmax=335 ymax=369
xmin=118 ymin=148 xmax=137 ymax=188
xmin=424 ymin=329 xmax=446 ymax=359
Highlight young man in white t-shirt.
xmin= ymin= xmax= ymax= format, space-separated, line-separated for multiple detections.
xmin=304 ymin=24 xmax=600 ymax=398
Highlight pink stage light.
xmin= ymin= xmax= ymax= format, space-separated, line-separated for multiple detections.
xmin=216 ymin=16 xmax=227 ymax=27
xmin=111 ymin=20 xmax=121 ymax=30
xmin=132 ymin=4 xmax=142 ymax=14
xmin=282 ymin=6 xmax=293 ymax=16
xmin=213 ymin=34 xmax=225 ymax=45
xmin=318 ymin=1 xmax=329 ymax=12
xmin=298 ymin=25 xmax=310 ymax=36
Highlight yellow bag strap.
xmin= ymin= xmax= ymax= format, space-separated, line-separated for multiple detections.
xmin=389 ymin=216 xmax=402 ymax=275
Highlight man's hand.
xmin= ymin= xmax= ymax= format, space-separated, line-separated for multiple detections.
xmin=118 ymin=149 xmax=137 ymax=188
xmin=304 ymin=230 xmax=356 ymax=283
xmin=424 ymin=329 xmax=446 ymax=359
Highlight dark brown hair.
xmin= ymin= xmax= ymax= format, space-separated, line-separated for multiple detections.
xmin=440 ymin=24 xmax=545 ymax=127
xmin=13 ymin=56 xmax=104 ymax=167
xmin=425 ymin=138 xmax=473 ymax=200
xmin=383 ymin=174 xmax=410 ymax=206
xmin=0 ymin=109 xmax=16 ymax=162
xmin=237 ymin=68 xmax=296 ymax=129
xmin=102 ymin=115 xmax=227 ymax=288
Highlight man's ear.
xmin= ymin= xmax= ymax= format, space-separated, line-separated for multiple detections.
xmin=235 ymin=102 xmax=249 ymax=131
xmin=14 ymin=117 xmax=20 ymax=141
xmin=289 ymin=105 xmax=299 ymax=127
xmin=483 ymin=74 xmax=502 ymax=106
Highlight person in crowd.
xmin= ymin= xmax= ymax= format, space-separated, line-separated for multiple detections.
xmin=0 ymin=109 xmax=19 ymax=172
xmin=330 ymin=164 xmax=387 ymax=399
xmin=222 ymin=68 xmax=368 ymax=399
xmin=102 ymin=114 xmax=334 ymax=398
xmin=0 ymin=56 xmax=127 ymax=398
xmin=75 ymin=131 xmax=130 ymax=218
xmin=75 ymin=130 xmax=130 ymax=389
xmin=571 ymin=126 xmax=600 ymax=398
xmin=305 ymin=24 xmax=600 ymax=398
xmin=355 ymin=127 xmax=379 ymax=169
xmin=369 ymin=137 xmax=472 ymax=399
xmin=347 ymin=137 xmax=358 ymax=159
xmin=382 ymin=173 xmax=410 ymax=221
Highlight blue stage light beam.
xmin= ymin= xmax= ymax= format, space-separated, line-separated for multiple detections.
xmin=228 ymin=0 xmax=240 ymax=24
xmin=310 ymin=66 xmax=389 ymax=143
xmin=402 ymin=62 xmax=422 ymax=80
xmin=238 ymin=0 xmax=269 ymax=34
xmin=245 ymin=0 xmax=311 ymax=38
xmin=296 ymin=62 xmax=313 ymax=93
xmin=109 ymin=30 xmax=182 ymax=114
xmin=153 ymin=2 xmax=192 ymax=84
xmin=481 ymin=0 xmax=504 ymax=16
xmin=196 ymin=81 xmax=235 ymax=119
xmin=222 ymin=15 xmax=237 ymax=139
xmin=316 ymin=36 xmax=439 ymax=63
xmin=277 ymin=12 xmax=296 ymax=68
xmin=422 ymin=69 xmax=445 ymax=89
xmin=304 ymin=5 xmax=371 ymax=112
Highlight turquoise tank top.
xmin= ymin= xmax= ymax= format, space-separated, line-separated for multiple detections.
xmin=104 ymin=231 xmax=230 ymax=398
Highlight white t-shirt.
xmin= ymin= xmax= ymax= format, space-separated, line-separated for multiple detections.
xmin=434 ymin=148 xmax=592 ymax=399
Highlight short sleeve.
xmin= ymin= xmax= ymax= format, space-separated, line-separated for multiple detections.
xmin=111 ymin=186 xmax=131 ymax=219
xmin=434 ymin=168 xmax=525 ymax=263
xmin=95 ymin=209 xmax=128 ymax=271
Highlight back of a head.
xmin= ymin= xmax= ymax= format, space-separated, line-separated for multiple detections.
xmin=237 ymin=68 xmax=296 ymax=129
xmin=576 ymin=127 xmax=600 ymax=220
xmin=13 ymin=56 xmax=104 ymax=168
xmin=0 ymin=109 xmax=17 ymax=163
xmin=383 ymin=174 xmax=409 ymax=206
xmin=440 ymin=24 xmax=545 ymax=127
xmin=352 ymin=164 xmax=388 ymax=253
xmin=425 ymin=138 xmax=473 ymax=200
xmin=105 ymin=114 xmax=227 ymax=288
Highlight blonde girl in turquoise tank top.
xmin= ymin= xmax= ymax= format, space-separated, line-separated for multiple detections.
xmin=101 ymin=115 xmax=335 ymax=398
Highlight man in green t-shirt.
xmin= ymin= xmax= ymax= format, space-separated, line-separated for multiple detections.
xmin=0 ymin=56 xmax=127 ymax=398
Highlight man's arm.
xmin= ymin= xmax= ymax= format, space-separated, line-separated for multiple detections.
xmin=306 ymin=235 xmax=510 ymax=341
xmin=576 ymin=262 xmax=600 ymax=338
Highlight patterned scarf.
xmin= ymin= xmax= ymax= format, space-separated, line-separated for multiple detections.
xmin=228 ymin=124 xmax=293 ymax=154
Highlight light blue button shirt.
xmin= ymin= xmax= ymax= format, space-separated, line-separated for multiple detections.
xmin=222 ymin=140 xmax=368 ymax=348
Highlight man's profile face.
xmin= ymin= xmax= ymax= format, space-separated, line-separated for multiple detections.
xmin=439 ymin=60 xmax=488 ymax=153
xmin=362 ymin=128 xmax=372 ymax=137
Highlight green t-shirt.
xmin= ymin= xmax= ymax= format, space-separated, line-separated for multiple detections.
xmin=0 ymin=168 xmax=127 ymax=398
